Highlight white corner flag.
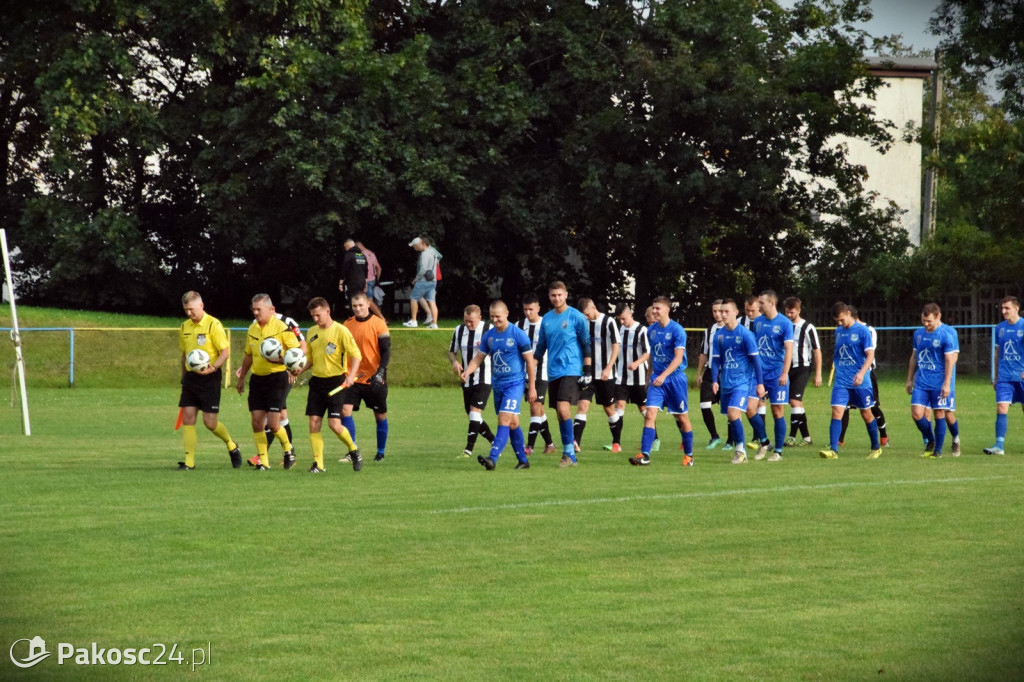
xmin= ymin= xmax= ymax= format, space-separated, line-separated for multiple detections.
xmin=1 ymin=229 xmax=30 ymax=435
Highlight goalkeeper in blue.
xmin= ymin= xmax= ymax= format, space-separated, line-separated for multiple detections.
xmin=629 ymin=296 xmax=694 ymax=466
xmin=462 ymin=300 xmax=537 ymax=470
xmin=905 ymin=303 xmax=960 ymax=458
xmin=820 ymin=302 xmax=881 ymax=459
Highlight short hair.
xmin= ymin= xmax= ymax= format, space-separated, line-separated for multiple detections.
xmin=711 ymin=298 xmax=724 ymax=306
xmin=251 ymin=293 xmax=273 ymax=307
xmin=922 ymin=302 xmax=941 ymax=317
xmin=464 ymin=304 xmax=482 ymax=317
xmin=1001 ymin=296 xmax=1020 ymax=308
xmin=307 ymin=296 xmax=330 ymax=311
xmin=522 ymin=294 xmax=540 ymax=306
xmin=182 ymin=291 xmax=202 ymax=305
xmin=783 ymin=296 xmax=801 ymax=310
xmin=832 ymin=301 xmax=851 ymax=317
xmin=343 ymin=238 xmax=355 ymax=248
xmin=576 ymin=296 xmax=594 ymax=312
xmin=653 ymin=295 xmax=673 ymax=308
xmin=548 ymin=281 xmax=567 ymax=292
xmin=644 ymin=305 xmax=655 ymax=318
xmin=350 ymin=291 xmax=369 ymax=304
xmin=744 ymin=295 xmax=759 ymax=305
xmin=759 ymin=289 xmax=778 ymax=304
xmin=615 ymin=302 xmax=633 ymax=316
xmin=490 ymin=299 xmax=508 ymax=312
xmin=848 ymin=305 xmax=859 ymax=319
xmin=720 ymin=298 xmax=738 ymax=310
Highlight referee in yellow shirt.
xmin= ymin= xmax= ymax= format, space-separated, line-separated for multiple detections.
xmin=236 ymin=293 xmax=300 ymax=470
xmin=177 ymin=291 xmax=242 ymax=470
xmin=299 ymin=296 xmax=362 ymax=473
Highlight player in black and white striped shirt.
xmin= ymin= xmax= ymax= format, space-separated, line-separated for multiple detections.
xmin=695 ymin=299 xmax=727 ymax=449
xmin=605 ymin=303 xmax=649 ymax=453
xmin=517 ymin=295 xmax=555 ymax=455
xmin=448 ymin=305 xmax=495 ymax=457
xmin=783 ymin=297 xmax=822 ymax=446
xmin=574 ymin=297 xmax=621 ymax=450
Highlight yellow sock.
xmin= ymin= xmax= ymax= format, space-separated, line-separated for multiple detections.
xmin=211 ymin=422 xmax=234 ymax=450
xmin=311 ymin=432 xmax=325 ymax=469
xmin=274 ymin=427 xmax=293 ymax=452
xmin=335 ymin=425 xmax=356 ymax=451
xmin=253 ymin=432 xmax=269 ymax=467
xmin=183 ymin=425 xmax=197 ymax=468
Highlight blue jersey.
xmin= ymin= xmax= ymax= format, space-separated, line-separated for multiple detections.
xmin=711 ymin=324 xmax=761 ymax=392
xmin=913 ymin=324 xmax=959 ymax=391
xmin=995 ymin=318 xmax=1024 ymax=383
xmin=753 ymin=313 xmax=793 ymax=381
xmin=478 ymin=324 xmax=533 ymax=388
xmin=833 ymin=321 xmax=874 ymax=389
xmin=533 ymin=307 xmax=591 ymax=381
xmin=647 ymin=320 xmax=687 ymax=378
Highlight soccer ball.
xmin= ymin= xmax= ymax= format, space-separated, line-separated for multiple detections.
xmin=259 ymin=337 xmax=284 ymax=362
xmin=283 ymin=347 xmax=306 ymax=372
xmin=186 ymin=348 xmax=210 ymax=372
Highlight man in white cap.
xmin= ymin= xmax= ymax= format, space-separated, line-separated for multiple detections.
xmin=403 ymin=236 xmax=441 ymax=329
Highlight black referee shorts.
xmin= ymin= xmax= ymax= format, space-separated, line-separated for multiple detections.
xmin=462 ymin=383 xmax=491 ymax=413
xmin=306 ymin=375 xmax=346 ymax=420
xmin=344 ymin=381 xmax=388 ymax=414
xmin=179 ymin=369 xmax=223 ymax=413
xmin=247 ymin=372 xmax=290 ymax=413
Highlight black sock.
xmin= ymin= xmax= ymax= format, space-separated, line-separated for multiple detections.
xmin=284 ymin=422 xmax=293 ymax=444
xmin=465 ymin=420 xmax=480 ymax=452
xmin=839 ymin=409 xmax=850 ymax=442
xmin=573 ymin=418 xmax=587 ymax=446
xmin=872 ymin=406 xmax=888 ymax=438
xmin=610 ymin=418 xmax=623 ymax=445
xmin=265 ymin=426 xmax=274 ymax=446
xmin=479 ymin=421 xmax=495 ymax=443
xmin=701 ymin=407 xmax=719 ymax=440
xmin=528 ymin=421 xmax=539 ymax=448
xmin=539 ymin=419 xmax=553 ymax=445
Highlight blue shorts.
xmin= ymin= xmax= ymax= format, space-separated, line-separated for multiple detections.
xmin=763 ymin=375 xmax=790 ymax=405
xmin=994 ymin=381 xmax=1024 ymax=405
xmin=646 ymin=376 xmax=689 ymax=415
xmin=832 ymin=386 xmax=875 ymax=410
xmin=911 ymin=386 xmax=956 ymax=411
xmin=493 ymin=382 xmax=524 ymax=414
xmin=719 ymin=378 xmax=756 ymax=414
xmin=410 ymin=280 xmax=437 ymax=302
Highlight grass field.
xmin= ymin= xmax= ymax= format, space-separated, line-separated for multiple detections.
xmin=2 ymin=368 xmax=1023 ymax=679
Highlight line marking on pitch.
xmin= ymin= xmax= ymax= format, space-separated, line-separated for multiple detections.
xmin=430 ymin=475 xmax=1010 ymax=515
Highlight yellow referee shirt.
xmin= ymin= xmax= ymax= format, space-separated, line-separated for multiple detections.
xmin=245 ymin=317 xmax=300 ymax=376
xmin=307 ymin=322 xmax=362 ymax=379
xmin=179 ymin=313 xmax=230 ymax=366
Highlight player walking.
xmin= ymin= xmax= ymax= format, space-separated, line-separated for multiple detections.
xmin=517 ymin=295 xmax=555 ymax=455
xmin=984 ymin=296 xmax=1024 ymax=455
xmin=608 ymin=303 xmax=649 ymax=453
xmin=752 ymin=290 xmax=794 ymax=461
xmin=343 ymin=291 xmax=391 ymax=462
xmin=695 ymin=299 xmax=726 ymax=450
xmin=450 ymin=305 xmax=495 ymax=457
xmin=574 ymin=297 xmax=621 ymax=452
xmin=710 ymin=299 xmax=765 ymax=464
xmin=784 ymin=297 xmax=821 ymax=447
xmin=906 ymin=303 xmax=961 ymax=458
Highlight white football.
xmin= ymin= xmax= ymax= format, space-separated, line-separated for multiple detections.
xmin=186 ymin=348 xmax=210 ymax=372
xmin=283 ymin=347 xmax=306 ymax=372
xmin=259 ymin=337 xmax=284 ymax=362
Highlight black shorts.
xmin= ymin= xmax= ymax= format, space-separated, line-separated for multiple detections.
xmin=306 ymin=375 xmax=346 ymax=420
xmin=870 ymin=370 xmax=881 ymax=404
xmin=179 ymin=369 xmax=223 ymax=413
xmin=580 ymin=378 xmax=615 ymax=407
xmin=247 ymin=372 xmax=290 ymax=413
xmin=463 ymin=383 xmax=491 ymax=413
xmin=527 ymin=379 xmax=548 ymax=404
xmin=698 ymin=368 xmax=720 ymax=404
xmin=614 ymin=383 xmax=647 ymax=407
xmin=344 ymin=381 xmax=388 ymax=414
xmin=548 ymin=376 xmax=581 ymax=408
xmin=789 ymin=367 xmax=811 ymax=401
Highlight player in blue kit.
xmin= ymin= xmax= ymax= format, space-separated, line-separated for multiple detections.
xmin=752 ymin=290 xmax=794 ymax=461
xmin=462 ymin=300 xmax=537 ymax=470
xmin=531 ymin=281 xmax=592 ymax=468
xmin=905 ymin=303 xmax=961 ymax=458
xmin=710 ymin=298 xmax=766 ymax=464
xmin=629 ymin=296 xmax=694 ymax=466
xmin=821 ymin=302 xmax=882 ymax=459
xmin=984 ymin=296 xmax=1024 ymax=455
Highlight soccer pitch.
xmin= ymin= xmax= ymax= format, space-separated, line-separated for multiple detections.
xmin=1 ymin=379 xmax=1023 ymax=680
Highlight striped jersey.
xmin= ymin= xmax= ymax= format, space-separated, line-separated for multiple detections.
xmin=450 ymin=322 xmax=491 ymax=387
xmin=700 ymin=322 xmax=724 ymax=359
xmin=588 ymin=312 xmax=621 ymax=380
xmin=517 ymin=318 xmax=548 ymax=382
xmin=616 ymin=322 xmax=649 ymax=387
xmin=790 ymin=319 xmax=821 ymax=369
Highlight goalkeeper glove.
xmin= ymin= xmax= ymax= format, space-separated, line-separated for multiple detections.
xmin=372 ymin=367 xmax=387 ymax=385
xmin=577 ymin=364 xmax=593 ymax=388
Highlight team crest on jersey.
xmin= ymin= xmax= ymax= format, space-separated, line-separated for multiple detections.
xmin=506 ymin=338 xmax=515 ymax=347
xmin=851 ymin=334 xmax=860 ymax=342
xmin=197 ymin=334 xmax=207 ymax=346
xmin=561 ymin=321 xmax=568 ymax=329
xmin=1018 ymin=330 xmax=1023 ymax=338
xmin=932 ymin=339 xmax=940 ymax=347
xmin=326 ymin=342 xmax=337 ymax=355
xmin=772 ymin=325 xmax=781 ymax=334
xmin=734 ymin=337 xmax=741 ymax=344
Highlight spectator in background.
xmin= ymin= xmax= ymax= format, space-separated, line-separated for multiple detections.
xmin=355 ymin=240 xmax=385 ymax=320
xmin=338 ymin=239 xmax=368 ymax=314
xmin=403 ymin=236 xmax=441 ymax=329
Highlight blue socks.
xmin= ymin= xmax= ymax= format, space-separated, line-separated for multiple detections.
xmin=914 ymin=416 xmax=934 ymax=446
xmin=342 ymin=415 xmax=357 ymax=443
xmin=829 ymin=418 xmax=842 ymax=451
xmin=490 ymin=425 xmax=510 ymax=461
xmin=641 ymin=426 xmax=657 ymax=455
xmin=376 ymin=418 xmax=388 ymax=455
xmin=774 ymin=416 xmax=786 ymax=451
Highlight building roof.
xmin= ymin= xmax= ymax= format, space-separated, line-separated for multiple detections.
xmin=865 ymin=56 xmax=937 ymax=79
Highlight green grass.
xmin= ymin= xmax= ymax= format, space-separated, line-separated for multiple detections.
xmin=1 ymin=375 xmax=1023 ymax=680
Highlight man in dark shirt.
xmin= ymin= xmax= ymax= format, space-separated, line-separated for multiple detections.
xmin=338 ymin=239 xmax=368 ymax=312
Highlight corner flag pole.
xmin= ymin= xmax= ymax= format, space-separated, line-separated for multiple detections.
xmin=1 ymin=229 xmax=30 ymax=435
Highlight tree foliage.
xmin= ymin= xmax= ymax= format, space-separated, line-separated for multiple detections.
xmin=1 ymin=0 xmax=909 ymax=316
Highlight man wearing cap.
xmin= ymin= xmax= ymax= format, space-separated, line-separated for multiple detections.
xmin=403 ymin=236 xmax=441 ymax=329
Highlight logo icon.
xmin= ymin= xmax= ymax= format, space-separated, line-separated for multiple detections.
xmin=10 ymin=636 xmax=51 ymax=668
